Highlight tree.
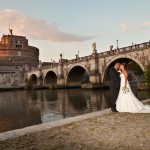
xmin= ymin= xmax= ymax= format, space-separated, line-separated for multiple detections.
xmin=25 ymin=79 xmax=33 ymax=90
xmin=145 ymin=63 xmax=150 ymax=85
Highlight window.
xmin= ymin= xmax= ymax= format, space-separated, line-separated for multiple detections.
xmin=16 ymin=45 xmax=22 ymax=48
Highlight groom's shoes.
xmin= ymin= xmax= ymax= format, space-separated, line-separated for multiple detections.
xmin=111 ymin=109 xmax=118 ymax=112
xmin=112 ymin=110 xmax=118 ymax=112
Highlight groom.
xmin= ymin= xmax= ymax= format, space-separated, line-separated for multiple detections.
xmin=109 ymin=62 xmax=121 ymax=112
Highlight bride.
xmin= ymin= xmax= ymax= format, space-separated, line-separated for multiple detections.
xmin=116 ymin=63 xmax=150 ymax=113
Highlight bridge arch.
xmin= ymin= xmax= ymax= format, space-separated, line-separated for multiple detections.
xmin=44 ymin=70 xmax=57 ymax=85
xmin=66 ymin=64 xmax=89 ymax=87
xmin=102 ymin=55 xmax=145 ymax=84
xmin=30 ymin=74 xmax=38 ymax=85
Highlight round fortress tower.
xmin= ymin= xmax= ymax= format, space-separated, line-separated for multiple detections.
xmin=0 ymin=29 xmax=39 ymax=67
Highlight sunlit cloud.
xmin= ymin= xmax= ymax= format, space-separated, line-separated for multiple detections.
xmin=137 ymin=21 xmax=150 ymax=28
xmin=120 ymin=22 xmax=128 ymax=31
xmin=0 ymin=9 xmax=95 ymax=42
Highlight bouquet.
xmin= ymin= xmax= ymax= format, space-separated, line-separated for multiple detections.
xmin=122 ymin=87 xmax=129 ymax=94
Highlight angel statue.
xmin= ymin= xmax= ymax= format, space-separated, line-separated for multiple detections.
xmin=110 ymin=45 xmax=113 ymax=51
xmin=92 ymin=42 xmax=96 ymax=50
xmin=9 ymin=29 xmax=13 ymax=35
xmin=60 ymin=53 xmax=62 ymax=59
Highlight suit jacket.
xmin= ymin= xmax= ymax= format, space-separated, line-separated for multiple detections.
xmin=109 ymin=67 xmax=120 ymax=88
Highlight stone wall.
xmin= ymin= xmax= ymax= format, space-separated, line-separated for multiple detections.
xmin=137 ymin=82 xmax=150 ymax=90
xmin=0 ymin=71 xmax=24 ymax=88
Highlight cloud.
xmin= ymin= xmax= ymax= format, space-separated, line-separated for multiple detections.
xmin=137 ymin=21 xmax=150 ymax=28
xmin=0 ymin=9 xmax=95 ymax=42
xmin=120 ymin=22 xmax=128 ymax=31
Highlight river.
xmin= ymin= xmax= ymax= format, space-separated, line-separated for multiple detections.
xmin=0 ymin=88 xmax=150 ymax=133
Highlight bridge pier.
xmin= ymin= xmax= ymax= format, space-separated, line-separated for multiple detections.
xmin=37 ymin=77 xmax=43 ymax=86
xmin=36 ymin=62 xmax=43 ymax=88
xmin=56 ymin=59 xmax=66 ymax=88
xmin=88 ymin=43 xmax=101 ymax=85
xmin=90 ymin=74 xmax=100 ymax=84
xmin=81 ymin=71 xmax=102 ymax=89
xmin=57 ymin=77 xmax=65 ymax=87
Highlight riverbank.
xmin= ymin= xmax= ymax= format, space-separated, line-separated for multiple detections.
xmin=0 ymin=87 xmax=24 ymax=92
xmin=0 ymin=99 xmax=150 ymax=150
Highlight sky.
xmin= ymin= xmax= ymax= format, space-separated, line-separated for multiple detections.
xmin=0 ymin=0 xmax=150 ymax=62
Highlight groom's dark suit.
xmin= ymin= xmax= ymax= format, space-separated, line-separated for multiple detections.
xmin=109 ymin=67 xmax=120 ymax=111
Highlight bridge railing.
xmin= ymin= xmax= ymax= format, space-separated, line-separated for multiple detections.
xmin=42 ymin=63 xmax=58 ymax=69
xmin=97 ymin=41 xmax=150 ymax=57
xmin=64 ymin=55 xmax=91 ymax=64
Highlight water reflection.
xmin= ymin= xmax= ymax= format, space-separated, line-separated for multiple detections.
xmin=0 ymin=89 xmax=150 ymax=133
xmin=0 ymin=91 xmax=42 ymax=133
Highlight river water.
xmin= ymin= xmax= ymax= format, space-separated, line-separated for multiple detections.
xmin=0 ymin=88 xmax=150 ymax=133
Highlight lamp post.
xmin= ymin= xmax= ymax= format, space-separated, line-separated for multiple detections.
xmin=117 ymin=39 xmax=118 ymax=49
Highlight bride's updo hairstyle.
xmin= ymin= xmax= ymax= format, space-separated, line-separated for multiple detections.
xmin=121 ymin=62 xmax=127 ymax=69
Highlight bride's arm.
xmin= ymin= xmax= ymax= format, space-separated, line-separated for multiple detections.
xmin=124 ymin=71 xmax=128 ymax=88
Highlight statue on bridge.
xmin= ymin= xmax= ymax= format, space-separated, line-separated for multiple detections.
xmin=60 ymin=53 xmax=62 ymax=59
xmin=110 ymin=45 xmax=113 ymax=51
xmin=92 ymin=42 xmax=96 ymax=50
xmin=75 ymin=54 xmax=79 ymax=59
xmin=92 ymin=42 xmax=97 ymax=54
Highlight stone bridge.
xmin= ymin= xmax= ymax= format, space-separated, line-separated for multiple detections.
xmin=27 ymin=41 xmax=150 ymax=88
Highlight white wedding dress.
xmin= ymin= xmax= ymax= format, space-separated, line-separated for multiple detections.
xmin=116 ymin=73 xmax=150 ymax=113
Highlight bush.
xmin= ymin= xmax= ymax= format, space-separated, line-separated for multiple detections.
xmin=25 ymin=79 xmax=33 ymax=90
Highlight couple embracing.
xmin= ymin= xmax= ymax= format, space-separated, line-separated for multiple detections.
xmin=109 ymin=62 xmax=150 ymax=113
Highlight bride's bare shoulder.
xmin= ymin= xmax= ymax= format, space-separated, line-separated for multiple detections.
xmin=123 ymin=70 xmax=128 ymax=77
xmin=125 ymin=69 xmax=128 ymax=74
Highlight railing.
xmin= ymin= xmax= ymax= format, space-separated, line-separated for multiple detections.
xmin=42 ymin=63 xmax=58 ymax=69
xmin=97 ymin=41 xmax=150 ymax=57
xmin=64 ymin=55 xmax=90 ymax=64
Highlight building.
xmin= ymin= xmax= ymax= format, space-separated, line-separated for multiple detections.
xmin=0 ymin=29 xmax=39 ymax=88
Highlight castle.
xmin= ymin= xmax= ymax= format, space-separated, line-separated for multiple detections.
xmin=0 ymin=29 xmax=39 ymax=88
